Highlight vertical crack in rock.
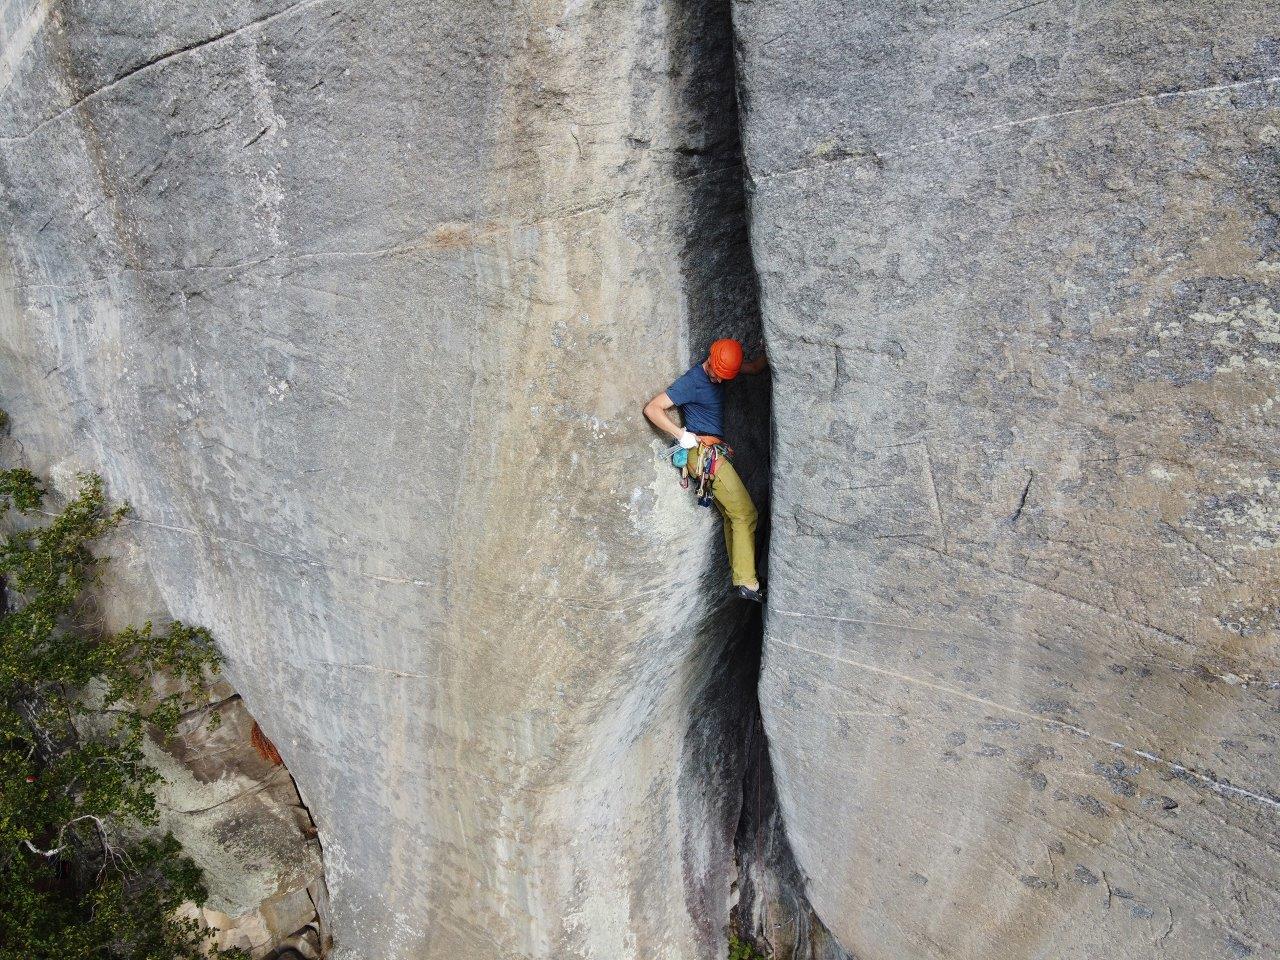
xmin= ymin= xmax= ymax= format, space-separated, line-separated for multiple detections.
xmin=731 ymin=697 xmax=854 ymax=960
xmin=719 ymin=582 xmax=851 ymax=960
xmin=668 ymin=2 xmax=777 ymax=955
xmin=691 ymin=6 xmax=850 ymax=957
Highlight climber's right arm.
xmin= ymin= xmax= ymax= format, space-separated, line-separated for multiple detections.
xmin=644 ymin=392 xmax=691 ymax=445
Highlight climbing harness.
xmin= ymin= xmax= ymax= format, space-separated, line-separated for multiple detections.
xmin=669 ymin=436 xmax=733 ymax=505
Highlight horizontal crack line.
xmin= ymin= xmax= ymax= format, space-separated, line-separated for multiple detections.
xmin=0 ymin=0 xmax=340 ymax=144
xmin=768 ymin=629 xmax=1280 ymax=813
xmin=170 ymin=765 xmax=290 ymax=815
xmin=311 ymin=660 xmax=434 ymax=680
xmin=915 ymin=542 xmax=1196 ymax=651
xmin=756 ymin=74 xmax=1280 ymax=185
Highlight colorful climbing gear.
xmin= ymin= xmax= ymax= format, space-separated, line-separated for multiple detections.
xmin=694 ymin=440 xmax=732 ymax=508
xmin=670 ymin=436 xmax=735 ymax=503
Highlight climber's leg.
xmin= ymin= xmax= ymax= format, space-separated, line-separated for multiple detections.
xmin=710 ymin=458 xmax=758 ymax=588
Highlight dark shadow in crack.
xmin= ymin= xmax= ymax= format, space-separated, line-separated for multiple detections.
xmin=732 ymin=690 xmax=856 ymax=960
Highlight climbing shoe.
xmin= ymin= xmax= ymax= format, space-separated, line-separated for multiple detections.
xmin=735 ymin=584 xmax=764 ymax=604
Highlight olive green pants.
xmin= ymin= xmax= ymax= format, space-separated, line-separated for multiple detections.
xmin=690 ymin=447 xmax=759 ymax=587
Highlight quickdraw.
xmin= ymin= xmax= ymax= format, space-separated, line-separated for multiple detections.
xmin=695 ymin=449 xmax=716 ymax=506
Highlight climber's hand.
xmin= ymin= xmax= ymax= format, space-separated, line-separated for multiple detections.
xmin=678 ymin=430 xmax=699 ymax=449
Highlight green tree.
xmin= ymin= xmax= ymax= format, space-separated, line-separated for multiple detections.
xmin=728 ymin=933 xmax=769 ymax=960
xmin=0 ymin=464 xmax=243 ymax=959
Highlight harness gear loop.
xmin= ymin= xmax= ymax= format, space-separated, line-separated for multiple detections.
xmin=669 ymin=436 xmax=734 ymax=504
xmin=693 ymin=439 xmax=732 ymax=508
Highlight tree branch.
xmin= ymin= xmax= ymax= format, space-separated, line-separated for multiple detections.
xmin=21 ymin=814 xmax=108 ymax=858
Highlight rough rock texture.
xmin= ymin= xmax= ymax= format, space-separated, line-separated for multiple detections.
xmin=153 ymin=692 xmax=326 ymax=958
xmin=736 ymin=2 xmax=1280 ymax=959
xmin=0 ymin=1 xmax=766 ymax=958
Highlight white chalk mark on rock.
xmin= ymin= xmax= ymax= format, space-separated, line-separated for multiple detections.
xmin=0 ymin=0 xmax=52 ymax=101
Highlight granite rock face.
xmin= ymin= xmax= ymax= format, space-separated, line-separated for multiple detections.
xmin=0 ymin=1 xmax=766 ymax=957
xmin=8 ymin=0 xmax=1275 ymax=957
xmin=735 ymin=2 xmax=1280 ymax=959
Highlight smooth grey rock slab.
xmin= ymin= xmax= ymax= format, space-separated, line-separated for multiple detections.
xmin=1 ymin=1 xmax=765 ymax=957
xmin=736 ymin=2 xmax=1280 ymax=958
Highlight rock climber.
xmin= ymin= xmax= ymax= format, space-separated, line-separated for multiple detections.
xmin=644 ymin=338 xmax=768 ymax=603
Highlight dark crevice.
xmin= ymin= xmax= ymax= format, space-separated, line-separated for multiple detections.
xmin=669 ymin=0 xmax=819 ymax=953
xmin=730 ymin=687 xmax=855 ymax=960
xmin=731 ymin=707 xmax=855 ymax=960
xmin=705 ymin=2 xmax=851 ymax=958
xmin=718 ymin=567 xmax=851 ymax=959
xmin=672 ymin=3 xmax=778 ymax=955
xmin=1010 ymin=469 xmax=1035 ymax=523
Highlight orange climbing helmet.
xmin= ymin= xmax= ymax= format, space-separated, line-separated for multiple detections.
xmin=708 ymin=338 xmax=743 ymax=380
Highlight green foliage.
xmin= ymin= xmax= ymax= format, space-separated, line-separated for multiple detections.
xmin=0 ymin=467 xmax=44 ymax=513
xmin=0 ymin=466 xmax=243 ymax=959
xmin=728 ymin=933 xmax=769 ymax=960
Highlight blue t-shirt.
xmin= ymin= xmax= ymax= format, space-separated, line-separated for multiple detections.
xmin=667 ymin=363 xmax=724 ymax=436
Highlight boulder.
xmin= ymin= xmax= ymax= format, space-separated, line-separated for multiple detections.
xmin=150 ymin=695 xmax=325 ymax=957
